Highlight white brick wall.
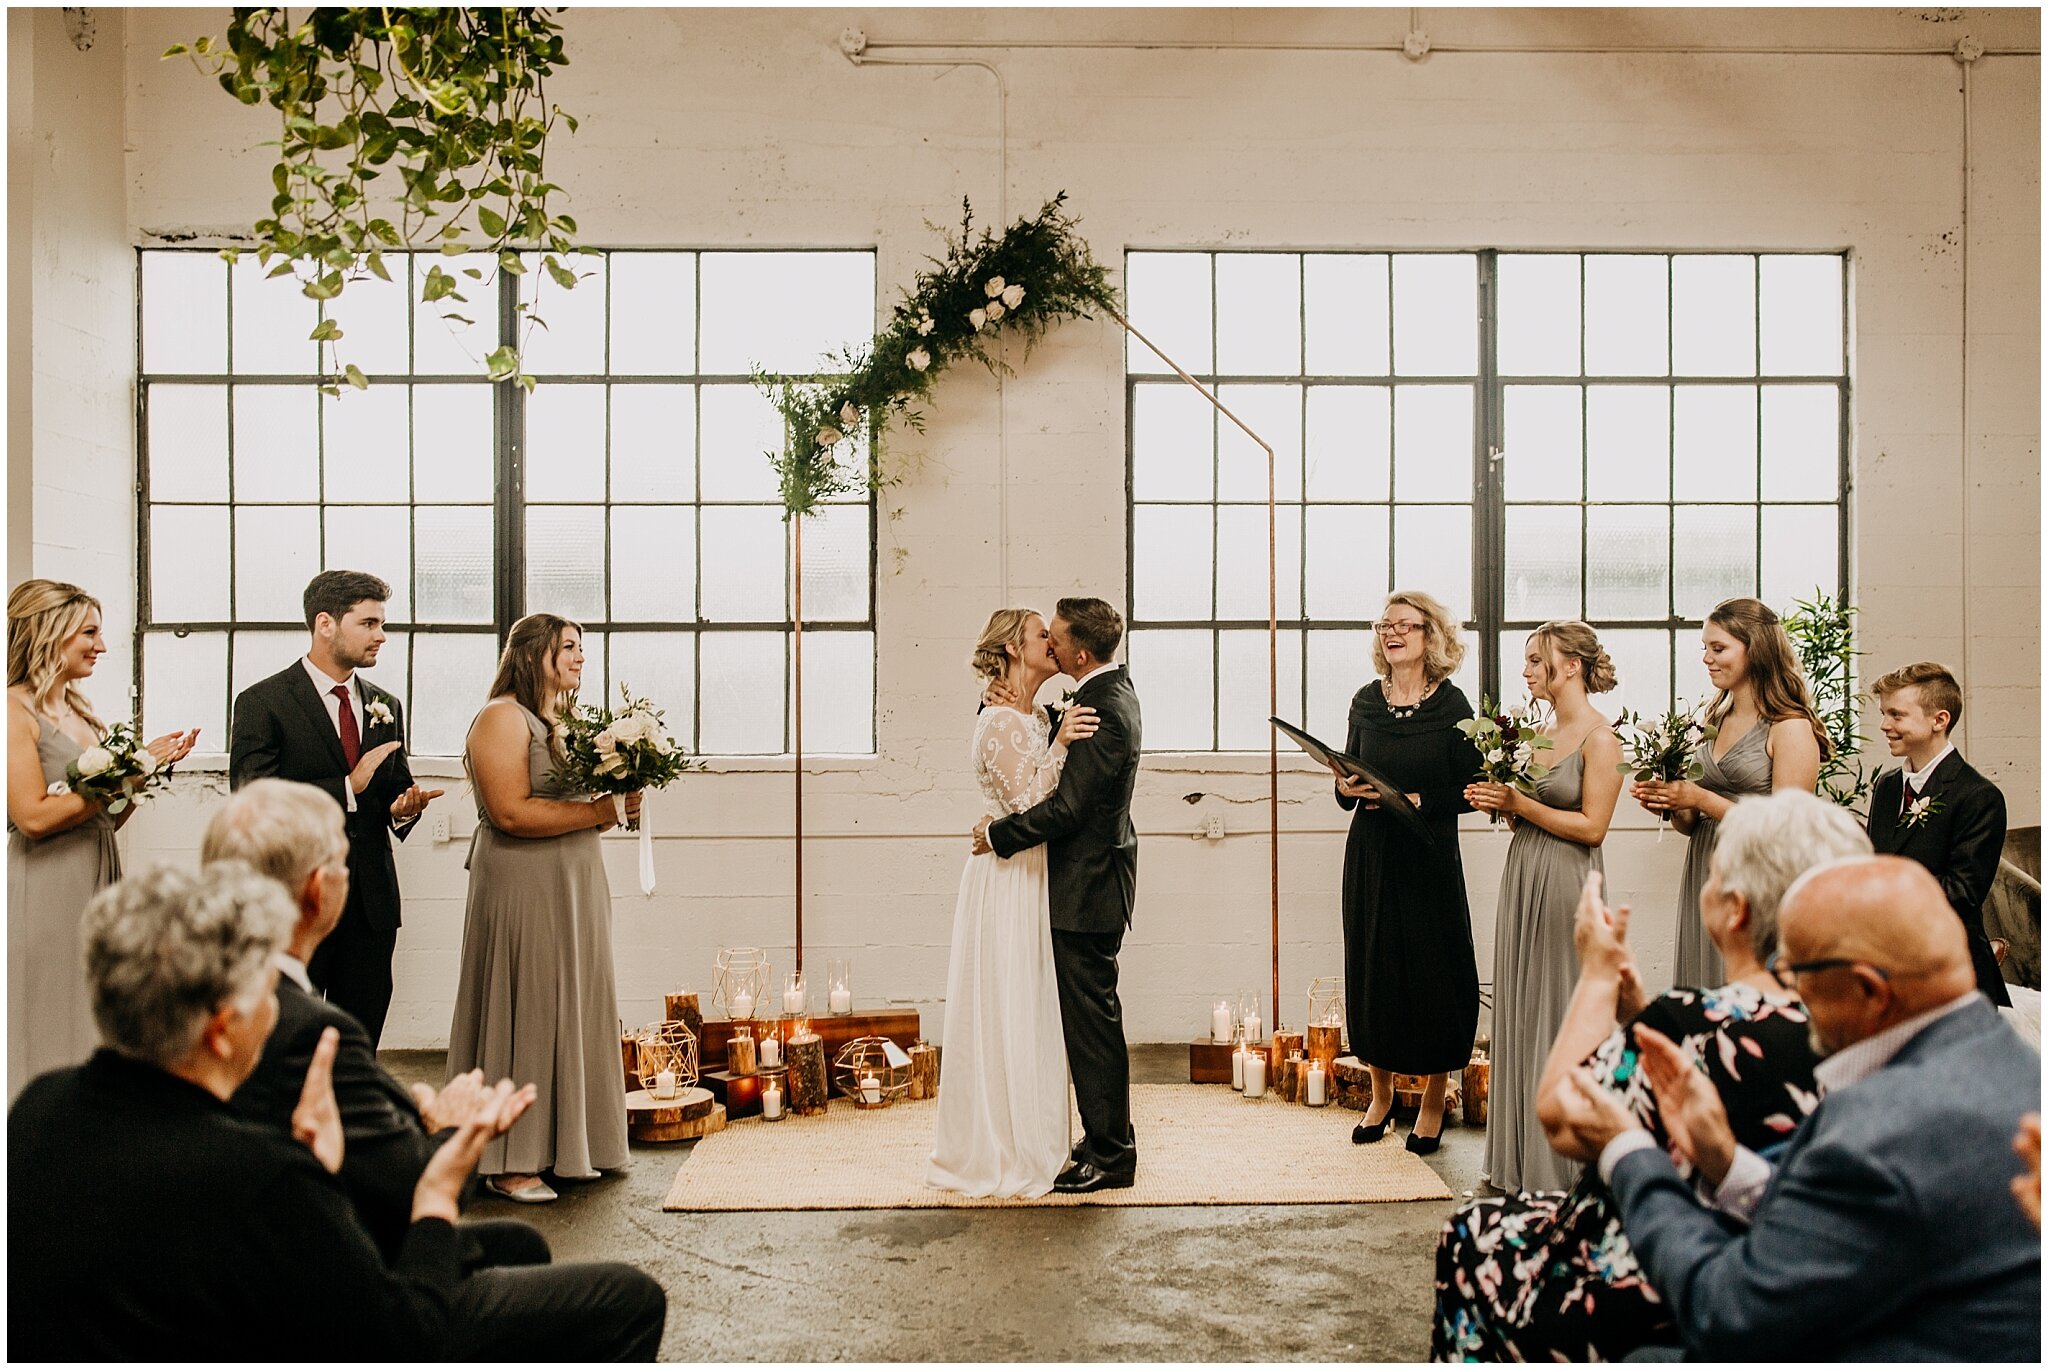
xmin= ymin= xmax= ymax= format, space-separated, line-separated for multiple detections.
xmin=18 ymin=8 xmax=2039 ymax=1047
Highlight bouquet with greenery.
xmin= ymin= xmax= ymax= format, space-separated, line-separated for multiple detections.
xmin=47 ymin=721 xmax=170 ymax=816
xmin=1615 ymin=702 xmax=1719 ymax=839
xmin=548 ymin=685 xmax=703 ymax=897
xmin=1454 ymin=698 xmax=1554 ymax=824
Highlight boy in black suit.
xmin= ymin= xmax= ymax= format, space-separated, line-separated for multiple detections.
xmin=1865 ymin=661 xmax=2010 ymax=1004
xmin=229 ymin=570 xmax=442 ymax=1045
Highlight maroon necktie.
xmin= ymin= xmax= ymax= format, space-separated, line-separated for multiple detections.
xmin=332 ymin=684 xmax=361 ymax=770
xmin=1902 ymin=780 xmax=1919 ymax=814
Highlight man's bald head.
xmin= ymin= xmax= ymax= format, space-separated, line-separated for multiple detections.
xmin=1779 ymin=855 xmax=1978 ymax=1053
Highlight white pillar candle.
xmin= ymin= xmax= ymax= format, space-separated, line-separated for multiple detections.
xmin=1243 ymin=1052 xmax=1266 ymax=1098
xmin=1231 ymin=1044 xmax=1246 ymax=1090
xmin=1211 ymin=1002 xmax=1233 ymax=1043
xmin=1306 ymin=1061 xmax=1328 ymax=1106
xmin=732 ymin=990 xmax=754 ymax=1020
xmin=762 ymin=1081 xmax=784 ymax=1119
xmin=783 ymin=989 xmax=806 ymax=1014
xmin=760 ymin=1035 xmax=782 ymax=1069
xmin=654 ymin=1068 xmax=676 ymax=1097
xmin=1243 ymin=1010 xmax=1262 ymax=1045
xmin=830 ymin=987 xmax=853 ymax=1014
xmin=859 ymin=1072 xmax=881 ymax=1104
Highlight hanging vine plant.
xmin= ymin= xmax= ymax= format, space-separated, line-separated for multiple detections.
xmin=756 ymin=193 xmax=1119 ymax=517
xmin=165 ymin=7 xmax=584 ymax=392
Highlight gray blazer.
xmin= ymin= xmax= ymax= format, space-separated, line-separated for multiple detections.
xmin=1610 ymin=997 xmax=2042 ymax=1362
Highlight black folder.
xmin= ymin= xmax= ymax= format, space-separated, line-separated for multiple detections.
xmin=1270 ymin=716 xmax=1434 ymax=845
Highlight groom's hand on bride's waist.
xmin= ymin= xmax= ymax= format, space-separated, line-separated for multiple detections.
xmin=971 ymin=815 xmax=994 ymax=854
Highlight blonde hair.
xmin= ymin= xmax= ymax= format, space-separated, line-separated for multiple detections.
xmin=971 ymin=609 xmax=1036 ymax=684
xmin=1370 ymin=590 xmax=1466 ymax=685
xmin=7 ymin=579 xmax=105 ymax=732
xmin=1530 ymin=620 xmax=1618 ymax=696
xmin=1705 ymin=597 xmax=1830 ymax=758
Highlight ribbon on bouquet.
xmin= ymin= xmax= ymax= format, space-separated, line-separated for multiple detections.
xmin=638 ymin=811 xmax=656 ymax=897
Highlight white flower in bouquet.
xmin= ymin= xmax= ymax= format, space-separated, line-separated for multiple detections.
xmin=76 ymin=746 xmax=115 ymax=778
xmin=1513 ymin=740 xmax=1535 ymax=766
xmin=46 ymin=780 xmax=69 ymax=797
xmin=915 ymin=312 xmax=935 ymax=337
xmin=815 ymin=425 xmax=843 ymax=447
xmin=1000 ymin=283 xmax=1025 ymax=309
xmin=594 ymin=728 xmax=619 ymax=755
xmin=838 ymin=401 xmax=860 ymax=430
xmin=135 ymin=748 xmax=162 ymax=775
xmin=906 ymin=347 xmax=931 ymax=372
xmin=984 ymin=275 xmax=1007 ymax=299
xmin=968 ymin=308 xmax=987 ymax=332
xmin=610 ymin=711 xmax=657 ymax=745
xmin=984 ymin=300 xmax=1006 ymax=322
xmin=1485 ymin=748 xmax=1504 ymax=766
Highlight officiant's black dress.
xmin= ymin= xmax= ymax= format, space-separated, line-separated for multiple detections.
xmin=1337 ymin=681 xmax=1482 ymax=1076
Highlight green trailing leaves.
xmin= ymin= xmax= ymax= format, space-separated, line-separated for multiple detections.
xmin=1784 ymin=589 xmax=1874 ymax=813
xmin=755 ymin=193 xmax=1119 ymax=518
xmin=164 ymin=7 xmax=584 ymax=387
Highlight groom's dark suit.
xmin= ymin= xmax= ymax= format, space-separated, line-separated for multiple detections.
xmin=989 ymin=665 xmax=1141 ymax=1176
xmin=230 ymin=662 xmax=418 ymax=1045
xmin=1866 ymin=751 xmax=2010 ymax=1005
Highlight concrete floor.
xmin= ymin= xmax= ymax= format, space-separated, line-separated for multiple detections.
xmin=386 ymin=1044 xmax=1487 ymax=1362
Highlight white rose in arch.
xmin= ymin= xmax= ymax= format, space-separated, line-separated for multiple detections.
xmin=838 ymin=401 xmax=860 ymax=430
xmin=1000 ymin=283 xmax=1025 ymax=309
xmin=906 ymin=347 xmax=932 ymax=372
xmin=76 ymin=746 xmax=115 ymax=778
xmin=815 ymin=425 xmax=843 ymax=447
xmin=983 ymin=275 xmax=1006 ymax=299
xmin=968 ymin=308 xmax=987 ymax=332
xmin=984 ymin=300 xmax=1006 ymax=323
xmin=916 ymin=315 xmax=935 ymax=336
xmin=1485 ymin=748 xmax=1505 ymax=767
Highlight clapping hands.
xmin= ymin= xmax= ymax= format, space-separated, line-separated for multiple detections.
xmin=1634 ymin=1024 xmax=1738 ymax=1187
xmin=145 ymin=728 xmax=202 ymax=770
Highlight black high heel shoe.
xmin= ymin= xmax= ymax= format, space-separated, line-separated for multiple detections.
xmin=1352 ymin=1114 xmax=1394 ymax=1145
xmin=1404 ymin=1118 xmax=1444 ymax=1156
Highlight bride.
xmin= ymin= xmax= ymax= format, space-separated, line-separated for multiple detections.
xmin=926 ymin=609 xmax=1097 ymax=1197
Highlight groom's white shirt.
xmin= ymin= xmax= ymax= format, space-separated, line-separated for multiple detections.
xmin=1069 ymin=662 xmax=1122 ymax=694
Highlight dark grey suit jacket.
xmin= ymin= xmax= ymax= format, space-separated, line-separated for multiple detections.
xmin=987 ymin=667 xmax=1141 ymax=935
xmin=1867 ymin=752 xmax=2010 ymax=1003
xmin=1609 ymin=998 xmax=2042 ymax=1362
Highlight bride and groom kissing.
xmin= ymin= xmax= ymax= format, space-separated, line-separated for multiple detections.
xmin=926 ymin=597 xmax=1143 ymax=1198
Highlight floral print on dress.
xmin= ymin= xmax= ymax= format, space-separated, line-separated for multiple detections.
xmin=1430 ymin=982 xmax=1821 ymax=1362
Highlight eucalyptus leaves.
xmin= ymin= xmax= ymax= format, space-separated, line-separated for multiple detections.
xmin=165 ymin=7 xmax=583 ymax=393
xmin=756 ymin=193 xmax=1119 ymax=517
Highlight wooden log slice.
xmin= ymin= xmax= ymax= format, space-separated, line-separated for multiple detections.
xmin=907 ymin=1042 xmax=940 ymax=1100
xmin=631 ymin=1102 xmax=727 ymax=1143
xmin=1268 ymin=1029 xmax=1304 ymax=1077
xmin=786 ymin=1034 xmax=831 ymax=1116
xmin=1461 ymin=1059 xmax=1491 ymax=1126
xmin=1332 ymin=1054 xmax=1372 ymax=1112
xmin=626 ymin=1085 xmax=715 ymax=1123
xmin=1305 ymin=1024 xmax=1344 ymax=1075
xmin=664 ymin=992 xmax=705 ymax=1052
xmin=622 ymin=1032 xmax=640 ymax=1098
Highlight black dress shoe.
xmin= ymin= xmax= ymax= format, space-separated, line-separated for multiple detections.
xmin=1404 ymin=1122 xmax=1443 ymax=1156
xmin=1352 ymin=1115 xmax=1394 ymax=1145
xmin=1052 ymin=1162 xmax=1136 ymax=1194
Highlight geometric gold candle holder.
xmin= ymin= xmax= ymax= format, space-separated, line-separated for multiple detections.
xmin=632 ymin=1019 xmax=700 ymax=1100
xmin=712 ymin=946 xmax=771 ymax=1021
xmin=831 ymin=1035 xmax=911 ymax=1110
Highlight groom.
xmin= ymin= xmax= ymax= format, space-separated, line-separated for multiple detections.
xmin=973 ymin=597 xmax=1142 ymax=1193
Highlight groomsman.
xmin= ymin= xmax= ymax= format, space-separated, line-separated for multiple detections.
xmin=230 ymin=571 xmax=442 ymax=1045
xmin=1865 ymin=661 xmax=2010 ymax=1005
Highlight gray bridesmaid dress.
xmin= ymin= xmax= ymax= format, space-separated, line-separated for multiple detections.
xmin=447 ymin=702 xmax=627 ymax=1178
xmin=1672 ymin=720 xmax=1773 ymax=988
xmin=1483 ymin=747 xmax=1601 ymax=1194
xmin=7 ymin=714 xmax=120 ymax=1099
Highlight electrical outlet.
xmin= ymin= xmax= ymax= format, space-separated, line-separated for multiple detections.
xmin=429 ymin=812 xmax=451 ymax=844
xmin=1199 ymin=814 xmax=1226 ymax=841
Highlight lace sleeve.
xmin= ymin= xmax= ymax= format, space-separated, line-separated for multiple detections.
xmin=975 ymin=708 xmax=1068 ymax=814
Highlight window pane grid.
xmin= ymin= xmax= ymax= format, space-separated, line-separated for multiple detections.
xmin=139 ymin=248 xmax=877 ymax=756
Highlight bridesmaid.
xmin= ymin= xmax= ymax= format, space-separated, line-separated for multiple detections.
xmin=1464 ymin=620 xmax=1621 ymax=1193
xmin=1331 ymin=590 xmax=1484 ymax=1155
xmin=1633 ymin=596 xmax=1825 ymax=986
xmin=6 ymin=580 xmax=198 ymax=1097
xmin=448 ymin=613 xmax=637 ymax=1204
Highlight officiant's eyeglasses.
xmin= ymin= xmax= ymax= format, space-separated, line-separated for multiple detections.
xmin=1374 ymin=621 xmax=1428 ymax=638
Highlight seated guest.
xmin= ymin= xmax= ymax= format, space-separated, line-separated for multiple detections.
xmin=1557 ymin=856 xmax=2041 ymax=1362
xmin=9 ymin=862 xmax=492 ymax=1359
xmin=1431 ymin=791 xmax=1870 ymax=1362
xmin=1866 ymin=662 xmax=2011 ymax=1004
xmin=203 ymin=780 xmax=665 ymax=1358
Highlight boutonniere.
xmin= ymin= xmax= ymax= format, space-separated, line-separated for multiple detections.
xmin=366 ymin=699 xmax=394 ymax=728
xmin=1058 ymin=689 xmax=1077 ymax=709
xmin=1902 ymin=794 xmax=1943 ymax=829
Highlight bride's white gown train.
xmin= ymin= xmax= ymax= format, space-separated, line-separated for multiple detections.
xmin=925 ymin=706 xmax=1072 ymax=1198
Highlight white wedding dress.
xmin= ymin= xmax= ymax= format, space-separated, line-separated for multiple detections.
xmin=925 ymin=706 xmax=1073 ymax=1197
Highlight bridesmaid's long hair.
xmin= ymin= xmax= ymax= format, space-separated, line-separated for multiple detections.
xmin=7 ymin=579 xmax=104 ymax=733
xmin=1704 ymin=597 xmax=1831 ymax=758
xmin=488 ymin=613 xmax=580 ymax=759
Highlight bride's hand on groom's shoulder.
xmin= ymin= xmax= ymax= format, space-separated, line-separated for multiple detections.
xmin=982 ymin=679 xmax=1022 ymax=711
xmin=1055 ymin=705 xmax=1098 ymax=748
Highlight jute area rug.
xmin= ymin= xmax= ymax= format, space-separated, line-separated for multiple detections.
xmin=662 ymin=1083 xmax=1451 ymax=1212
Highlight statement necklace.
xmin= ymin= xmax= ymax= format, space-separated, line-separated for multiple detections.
xmin=1384 ymin=679 xmax=1437 ymax=720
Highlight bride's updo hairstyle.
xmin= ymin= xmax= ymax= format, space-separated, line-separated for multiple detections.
xmin=1530 ymin=620 xmax=1618 ymax=695
xmin=971 ymin=609 xmax=1035 ymax=684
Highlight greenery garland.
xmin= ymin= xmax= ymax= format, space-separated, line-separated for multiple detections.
xmin=755 ymin=193 xmax=1119 ymax=517
xmin=166 ymin=7 xmax=582 ymax=393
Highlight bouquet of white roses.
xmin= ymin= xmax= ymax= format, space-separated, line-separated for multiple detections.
xmin=1454 ymin=697 xmax=1554 ymax=825
xmin=1615 ymin=701 xmax=1719 ymax=839
xmin=49 ymin=721 xmax=169 ymax=816
xmin=548 ymin=685 xmax=703 ymax=895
